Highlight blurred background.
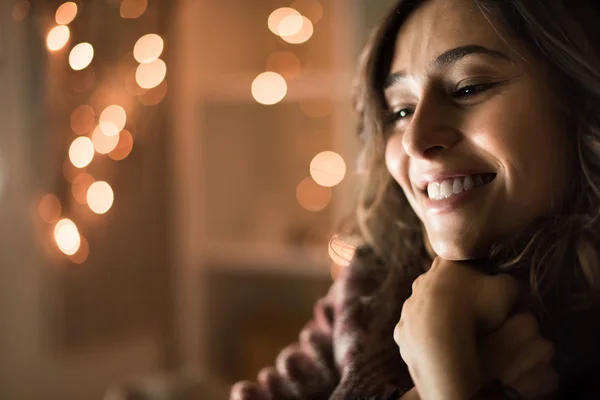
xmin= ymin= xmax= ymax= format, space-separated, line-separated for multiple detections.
xmin=0 ymin=0 xmax=395 ymax=399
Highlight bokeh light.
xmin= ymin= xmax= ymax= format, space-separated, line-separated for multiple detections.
xmin=54 ymin=218 xmax=81 ymax=256
xmin=134 ymin=34 xmax=164 ymax=64
xmin=281 ymin=16 xmax=314 ymax=44
xmin=278 ymin=13 xmax=304 ymax=37
xmin=125 ymin=67 xmax=149 ymax=96
xmin=12 ymin=1 xmax=30 ymax=22
xmin=265 ymin=51 xmax=302 ymax=81
xmin=87 ymin=181 xmax=114 ymax=214
xmin=268 ymin=7 xmax=300 ymax=35
xmin=109 ymin=129 xmax=134 ymax=161
xmin=120 ymin=0 xmax=148 ymax=19
xmin=251 ymin=72 xmax=287 ymax=105
xmin=99 ymin=105 xmax=127 ymax=136
xmin=55 ymin=2 xmax=78 ymax=25
xmin=296 ymin=177 xmax=332 ymax=211
xmin=299 ymin=98 xmax=333 ymax=118
xmin=138 ymin=80 xmax=168 ymax=106
xmin=71 ymin=173 xmax=95 ymax=204
xmin=46 ymin=25 xmax=70 ymax=52
xmin=92 ymin=125 xmax=120 ymax=154
xmin=70 ymin=105 xmax=95 ymax=135
xmin=69 ymin=136 xmax=95 ymax=168
xmin=69 ymin=42 xmax=94 ymax=71
xmin=39 ymin=194 xmax=62 ymax=224
xmin=69 ymin=235 xmax=89 ymax=264
xmin=291 ymin=0 xmax=323 ymax=24
xmin=135 ymin=59 xmax=167 ymax=89
xmin=310 ymin=151 xmax=346 ymax=187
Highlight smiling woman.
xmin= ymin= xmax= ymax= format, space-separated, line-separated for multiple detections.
xmin=230 ymin=1 xmax=600 ymax=399
xmin=383 ymin=1 xmax=572 ymax=261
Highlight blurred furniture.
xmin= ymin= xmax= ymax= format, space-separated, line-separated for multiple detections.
xmin=103 ymin=369 xmax=229 ymax=400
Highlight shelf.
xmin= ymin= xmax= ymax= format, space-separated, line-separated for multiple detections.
xmin=202 ymin=240 xmax=332 ymax=278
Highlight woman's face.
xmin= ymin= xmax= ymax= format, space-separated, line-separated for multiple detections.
xmin=384 ymin=0 xmax=571 ymax=260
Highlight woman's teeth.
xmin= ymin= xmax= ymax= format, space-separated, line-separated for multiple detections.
xmin=426 ymin=173 xmax=495 ymax=200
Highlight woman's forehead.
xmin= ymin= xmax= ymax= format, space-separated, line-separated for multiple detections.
xmin=390 ymin=0 xmax=516 ymax=75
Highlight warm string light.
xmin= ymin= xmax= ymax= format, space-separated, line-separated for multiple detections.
xmin=99 ymin=105 xmax=127 ymax=136
xmin=267 ymin=6 xmax=315 ymax=43
xmin=134 ymin=34 xmax=164 ymax=63
xmin=138 ymin=80 xmax=168 ymax=106
xmin=268 ymin=8 xmax=300 ymax=36
xmin=136 ymin=59 xmax=167 ymax=89
xmin=70 ymin=105 xmax=96 ymax=135
xmin=41 ymin=2 xmax=161 ymax=262
xmin=69 ymin=136 xmax=95 ymax=168
xmin=47 ymin=25 xmax=70 ymax=51
xmin=69 ymin=42 xmax=94 ymax=71
xmin=251 ymin=72 xmax=287 ymax=105
xmin=309 ymin=151 xmax=346 ymax=187
xmin=87 ymin=181 xmax=114 ymax=214
xmin=54 ymin=218 xmax=81 ymax=255
xmin=296 ymin=177 xmax=331 ymax=211
xmin=109 ymin=129 xmax=134 ymax=160
xmin=92 ymin=125 xmax=120 ymax=154
xmin=120 ymin=0 xmax=148 ymax=19
xmin=55 ymin=2 xmax=78 ymax=25
xmin=256 ymin=3 xmax=322 ymax=103
xmin=264 ymin=4 xmax=354 ymax=272
xmin=69 ymin=236 xmax=89 ymax=264
xmin=71 ymin=173 xmax=95 ymax=205
xmin=281 ymin=16 xmax=313 ymax=44
xmin=39 ymin=195 xmax=62 ymax=224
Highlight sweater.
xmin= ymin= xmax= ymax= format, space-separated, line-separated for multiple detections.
xmin=230 ymin=246 xmax=600 ymax=400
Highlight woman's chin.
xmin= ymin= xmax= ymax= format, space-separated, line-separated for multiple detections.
xmin=429 ymin=237 xmax=490 ymax=261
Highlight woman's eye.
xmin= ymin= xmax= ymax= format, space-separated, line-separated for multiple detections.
xmin=384 ymin=82 xmax=498 ymax=126
xmin=385 ymin=107 xmax=414 ymax=124
xmin=452 ymin=82 xmax=497 ymax=99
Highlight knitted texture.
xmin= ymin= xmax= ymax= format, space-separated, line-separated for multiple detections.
xmin=230 ymin=246 xmax=600 ymax=400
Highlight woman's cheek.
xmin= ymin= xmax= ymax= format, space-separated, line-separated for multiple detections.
xmin=385 ymin=135 xmax=408 ymax=185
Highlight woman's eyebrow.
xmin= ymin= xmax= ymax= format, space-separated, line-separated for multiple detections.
xmin=384 ymin=44 xmax=511 ymax=89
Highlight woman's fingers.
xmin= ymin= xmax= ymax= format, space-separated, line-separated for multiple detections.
xmin=512 ymin=338 xmax=555 ymax=377
xmin=511 ymin=363 xmax=560 ymax=398
xmin=473 ymin=273 xmax=521 ymax=334
xmin=482 ymin=313 xmax=540 ymax=351
xmin=478 ymin=312 xmax=558 ymax=399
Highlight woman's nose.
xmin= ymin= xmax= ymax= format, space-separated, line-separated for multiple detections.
xmin=401 ymin=94 xmax=461 ymax=159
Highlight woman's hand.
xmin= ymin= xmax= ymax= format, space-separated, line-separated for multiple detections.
xmin=393 ymin=257 xmax=520 ymax=400
xmin=398 ymin=313 xmax=559 ymax=400
xmin=479 ymin=313 xmax=559 ymax=398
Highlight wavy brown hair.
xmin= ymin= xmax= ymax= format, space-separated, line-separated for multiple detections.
xmin=340 ymin=0 xmax=600 ymax=314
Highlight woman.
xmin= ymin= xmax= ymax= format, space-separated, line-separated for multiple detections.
xmin=231 ymin=0 xmax=600 ymax=398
